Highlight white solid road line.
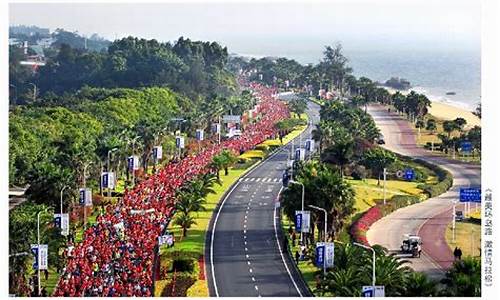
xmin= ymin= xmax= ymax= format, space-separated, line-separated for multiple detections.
xmin=273 ymin=186 xmax=303 ymax=297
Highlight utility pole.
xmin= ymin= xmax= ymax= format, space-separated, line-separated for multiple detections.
xmin=107 ymin=148 xmax=118 ymax=197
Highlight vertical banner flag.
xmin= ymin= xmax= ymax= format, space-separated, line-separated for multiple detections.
xmin=325 ymin=242 xmax=335 ymax=268
xmin=176 ymin=136 xmax=185 ymax=149
xmin=153 ymin=146 xmax=163 ymax=161
xmin=301 ymin=210 xmax=311 ymax=233
xmin=316 ymin=242 xmax=325 ymax=268
xmin=196 ymin=129 xmax=204 ymax=141
xmin=79 ymin=188 xmax=92 ymax=206
xmin=295 ymin=211 xmax=302 ymax=232
xmin=306 ymin=139 xmax=315 ymax=152
xmin=101 ymin=172 xmax=115 ymax=189
xmin=127 ymin=156 xmax=139 ymax=171
xmin=31 ymin=244 xmax=48 ymax=270
xmin=295 ymin=148 xmax=306 ymax=161
xmin=61 ymin=213 xmax=69 ymax=236
xmin=211 ymin=123 xmax=221 ymax=134
xmin=54 ymin=214 xmax=61 ymax=228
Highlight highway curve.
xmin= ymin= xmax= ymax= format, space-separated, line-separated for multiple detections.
xmin=366 ymin=104 xmax=480 ymax=279
xmin=205 ymin=100 xmax=320 ymax=297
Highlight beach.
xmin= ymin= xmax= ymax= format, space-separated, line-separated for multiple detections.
xmin=383 ymin=87 xmax=481 ymax=128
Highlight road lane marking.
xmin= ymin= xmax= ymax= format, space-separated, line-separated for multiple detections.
xmin=252 ymin=277 xmax=256 ymax=282
xmin=274 ymin=186 xmax=303 ymax=297
xmin=247 ymin=261 xmax=251 ymax=265
xmin=210 ymin=123 xmax=312 ymax=297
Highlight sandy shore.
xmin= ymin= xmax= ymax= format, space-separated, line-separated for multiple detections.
xmin=382 ymin=86 xmax=481 ymax=128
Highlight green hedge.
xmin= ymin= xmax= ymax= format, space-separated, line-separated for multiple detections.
xmin=380 ymin=195 xmax=421 ymax=216
xmin=413 ymin=158 xmax=453 ymax=198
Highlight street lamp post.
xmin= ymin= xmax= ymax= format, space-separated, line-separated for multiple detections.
xmin=353 ymin=242 xmax=376 ymax=287
xmin=452 ymin=200 xmax=457 ymax=243
xmin=60 ymin=185 xmax=69 ymax=219
xmin=107 ymin=148 xmax=118 ymax=197
xmin=309 ymin=204 xmax=328 ymax=276
xmin=290 ymin=180 xmax=305 ymax=244
xmin=353 ymin=242 xmax=376 ymax=288
xmin=36 ymin=209 xmax=47 ymax=296
xmin=383 ymin=168 xmax=387 ymax=205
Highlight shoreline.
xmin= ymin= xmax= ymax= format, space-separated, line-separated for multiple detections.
xmin=382 ymin=86 xmax=481 ymax=128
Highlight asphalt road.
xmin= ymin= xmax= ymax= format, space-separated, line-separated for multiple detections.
xmin=366 ymin=104 xmax=481 ymax=279
xmin=206 ymin=98 xmax=320 ymax=297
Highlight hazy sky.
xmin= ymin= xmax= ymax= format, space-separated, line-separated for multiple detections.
xmin=9 ymin=0 xmax=480 ymax=61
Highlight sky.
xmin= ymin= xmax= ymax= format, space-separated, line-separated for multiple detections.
xmin=9 ymin=0 xmax=480 ymax=61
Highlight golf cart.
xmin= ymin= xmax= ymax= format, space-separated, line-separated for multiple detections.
xmin=401 ymin=234 xmax=422 ymax=258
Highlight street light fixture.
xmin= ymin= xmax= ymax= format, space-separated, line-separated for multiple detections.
xmin=353 ymin=242 xmax=376 ymax=288
xmin=308 ymin=204 xmax=328 ymax=276
xmin=107 ymin=148 xmax=118 ymax=197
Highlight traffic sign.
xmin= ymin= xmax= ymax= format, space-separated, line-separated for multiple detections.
xmin=282 ymin=171 xmax=290 ymax=187
xmin=460 ymin=187 xmax=481 ymax=203
xmin=460 ymin=141 xmax=472 ymax=153
xmin=404 ymin=168 xmax=415 ymax=181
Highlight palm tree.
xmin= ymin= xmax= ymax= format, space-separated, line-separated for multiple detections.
xmin=173 ymin=211 xmax=196 ymax=237
xmin=176 ymin=190 xmax=206 ymax=215
xmin=453 ymin=117 xmax=467 ymax=134
xmin=443 ymin=120 xmax=457 ymax=138
xmin=404 ymin=272 xmax=438 ymax=296
xmin=441 ymin=257 xmax=481 ymax=296
xmin=321 ymin=139 xmax=354 ymax=177
xmin=426 ymin=118 xmax=437 ymax=133
xmin=371 ymin=254 xmax=412 ymax=296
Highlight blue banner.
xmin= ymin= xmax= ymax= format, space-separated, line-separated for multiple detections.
xmin=460 ymin=187 xmax=481 ymax=202
xmin=315 ymin=244 xmax=325 ymax=268
xmin=295 ymin=213 xmax=302 ymax=232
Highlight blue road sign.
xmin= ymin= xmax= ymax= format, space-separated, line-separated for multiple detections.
xmin=461 ymin=141 xmax=472 ymax=153
xmin=315 ymin=244 xmax=325 ymax=268
xmin=295 ymin=213 xmax=302 ymax=232
xmin=460 ymin=187 xmax=481 ymax=203
xmin=404 ymin=168 xmax=415 ymax=181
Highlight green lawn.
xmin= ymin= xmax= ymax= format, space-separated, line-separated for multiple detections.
xmin=26 ymin=264 xmax=59 ymax=296
xmin=347 ymin=178 xmax=424 ymax=213
xmin=445 ymin=220 xmax=481 ymax=258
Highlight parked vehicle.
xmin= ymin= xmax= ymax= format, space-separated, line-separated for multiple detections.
xmin=401 ymin=234 xmax=422 ymax=257
xmin=455 ymin=211 xmax=464 ymax=222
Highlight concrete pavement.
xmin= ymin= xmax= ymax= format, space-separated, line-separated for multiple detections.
xmin=206 ymin=100 xmax=320 ymax=297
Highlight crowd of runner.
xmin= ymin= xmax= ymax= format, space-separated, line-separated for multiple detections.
xmin=54 ymin=82 xmax=290 ymax=296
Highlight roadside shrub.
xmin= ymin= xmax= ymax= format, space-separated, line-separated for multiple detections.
xmin=351 ymin=165 xmax=368 ymax=180
xmin=172 ymin=258 xmax=195 ymax=273
xmin=254 ymin=144 xmax=270 ymax=152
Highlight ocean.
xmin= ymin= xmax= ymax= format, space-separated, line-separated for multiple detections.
xmin=233 ymin=40 xmax=481 ymax=111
